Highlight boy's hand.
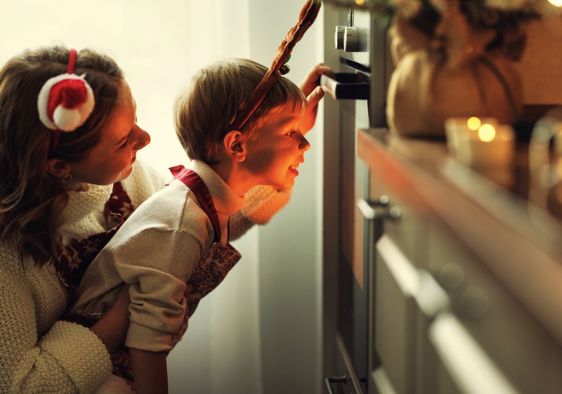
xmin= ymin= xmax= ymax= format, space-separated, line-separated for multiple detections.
xmin=90 ymin=285 xmax=130 ymax=353
xmin=300 ymin=63 xmax=333 ymax=133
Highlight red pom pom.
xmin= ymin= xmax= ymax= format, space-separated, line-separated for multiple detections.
xmin=37 ymin=74 xmax=95 ymax=132
xmin=47 ymin=79 xmax=88 ymax=116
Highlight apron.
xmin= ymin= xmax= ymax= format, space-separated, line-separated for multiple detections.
xmin=168 ymin=165 xmax=242 ymax=347
xmin=62 ymin=167 xmax=241 ymax=389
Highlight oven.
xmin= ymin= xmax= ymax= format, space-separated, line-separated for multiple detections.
xmin=321 ymin=4 xmax=392 ymax=394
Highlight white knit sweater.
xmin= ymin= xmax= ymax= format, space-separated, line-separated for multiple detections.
xmin=0 ymin=161 xmax=166 ymax=393
xmin=0 ymin=160 xmax=290 ymax=393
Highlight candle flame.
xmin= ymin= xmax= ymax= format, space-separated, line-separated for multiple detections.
xmin=467 ymin=116 xmax=481 ymax=131
xmin=548 ymin=0 xmax=562 ymax=7
xmin=355 ymin=0 xmax=365 ymax=5
xmin=478 ymin=123 xmax=496 ymax=142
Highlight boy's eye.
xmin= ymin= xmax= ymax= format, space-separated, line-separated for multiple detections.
xmin=285 ymin=130 xmax=297 ymax=138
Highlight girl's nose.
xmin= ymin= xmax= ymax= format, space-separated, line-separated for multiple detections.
xmin=133 ymin=125 xmax=151 ymax=151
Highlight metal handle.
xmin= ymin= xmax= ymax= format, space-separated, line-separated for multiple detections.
xmin=429 ymin=313 xmax=517 ymax=394
xmin=325 ymin=376 xmax=347 ymax=394
xmin=320 ymin=73 xmax=369 ymax=100
xmin=415 ymin=270 xmax=450 ymax=318
xmin=357 ymin=197 xmax=401 ymax=221
xmin=371 ymin=368 xmax=398 ymax=394
xmin=375 ymin=235 xmax=418 ymax=296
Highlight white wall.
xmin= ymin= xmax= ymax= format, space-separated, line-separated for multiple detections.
xmin=248 ymin=1 xmax=324 ymax=393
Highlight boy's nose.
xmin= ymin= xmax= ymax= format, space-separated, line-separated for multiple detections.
xmin=299 ymin=134 xmax=310 ymax=151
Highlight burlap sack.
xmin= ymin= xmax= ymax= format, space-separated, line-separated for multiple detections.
xmin=386 ymin=4 xmax=523 ymax=137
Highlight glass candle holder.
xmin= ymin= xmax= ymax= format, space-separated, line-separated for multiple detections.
xmin=445 ymin=117 xmax=514 ymax=168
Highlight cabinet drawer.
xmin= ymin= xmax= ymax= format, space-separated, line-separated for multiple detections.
xmin=369 ymin=171 xmax=428 ymax=270
xmin=373 ymin=235 xmax=419 ymax=394
xmin=427 ymin=223 xmax=562 ymax=394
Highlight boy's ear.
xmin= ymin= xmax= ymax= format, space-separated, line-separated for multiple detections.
xmin=45 ymin=158 xmax=71 ymax=179
xmin=223 ymin=130 xmax=247 ymax=162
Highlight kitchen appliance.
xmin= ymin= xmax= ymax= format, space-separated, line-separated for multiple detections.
xmin=322 ymin=4 xmax=562 ymax=394
xmin=321 ymin=6 xmax=392 ymax=393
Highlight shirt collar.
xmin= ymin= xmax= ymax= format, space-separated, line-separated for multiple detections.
xmin=188 ymin=160 xmax=244 ymax=216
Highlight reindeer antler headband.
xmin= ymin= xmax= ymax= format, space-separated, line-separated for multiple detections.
xmin=37 ymin=49 xmax=95 ymax=156
xmin=230 ymin=0 xmax=321 ymax=131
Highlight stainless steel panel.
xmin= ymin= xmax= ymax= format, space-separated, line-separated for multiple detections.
xmin=427 ymin=222 xmax=562 ymax=394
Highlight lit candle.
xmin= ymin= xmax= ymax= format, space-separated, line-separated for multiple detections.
xmin=445 ymin=117 xmax=514 ymax=167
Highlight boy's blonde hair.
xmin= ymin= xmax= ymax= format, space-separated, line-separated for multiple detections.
xmin=174 ymin=58 xmax=305 ymax=163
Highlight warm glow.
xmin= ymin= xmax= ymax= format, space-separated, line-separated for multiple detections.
xmin=355 ymin=0 xmax=365 ymax=5
xmin=478 ymin=124 xmax=496 ymax=142
xmin=548 ymin=0 xmax=562 ymax=7
xmin=467 ymin=116 xmax=481 ymax=131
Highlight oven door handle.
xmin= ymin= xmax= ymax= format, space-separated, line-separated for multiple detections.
xmin=320 ymin=73 xmax=370 ymax=100
xmin=357 ymin=197 xmax=401 ymax=221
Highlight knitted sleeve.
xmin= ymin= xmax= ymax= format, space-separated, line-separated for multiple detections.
xmin=229 ymin=185 xmax=292 ymax=240
xmin=0 ymin=255 xmax=112 ymax=393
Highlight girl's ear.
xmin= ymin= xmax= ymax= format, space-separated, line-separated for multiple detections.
xmin=45 ymin=158 xmax=71 ymax=180
xmin=223 ymin=130 xmax=247 ymax=162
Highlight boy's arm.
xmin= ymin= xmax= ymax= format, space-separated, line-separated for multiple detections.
xmin=129 ymin=348 xmax=168 ymax=394
xmin=89 ymin=285 xmax=130 ymax=352
xmin=108 ymin=224 xmax=203 ymax=353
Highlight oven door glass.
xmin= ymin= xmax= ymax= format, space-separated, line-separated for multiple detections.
xmin=337 ymin=97 xmax=371 ymax=390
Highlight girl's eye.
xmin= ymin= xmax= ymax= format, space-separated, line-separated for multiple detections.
xmin=286 ymin=130 xmax=297 ymax=138
xmin=119 ymin=136 xmax=131 ymax=149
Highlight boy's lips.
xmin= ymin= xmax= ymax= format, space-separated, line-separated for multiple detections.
xmin=289 ymin=156 xmax=305 ymax=173
xmin=289 ymin=163 xmax=300 ymax=175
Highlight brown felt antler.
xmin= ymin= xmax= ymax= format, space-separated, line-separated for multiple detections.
xmin=230 ymin=0 xmax=322 ymax=131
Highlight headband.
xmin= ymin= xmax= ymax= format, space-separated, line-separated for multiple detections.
xmin=230 ymin=0 xmax=321 ymax=131
xmin=37 ymin=49 xmax=95 ymax=156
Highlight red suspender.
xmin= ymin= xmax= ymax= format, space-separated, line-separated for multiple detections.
xmin=169 ymin=165 xmax=221 ymax=242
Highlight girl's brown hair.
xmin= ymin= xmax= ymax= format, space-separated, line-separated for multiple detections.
xmin=0 ymin=46 xmax=123 ymax=265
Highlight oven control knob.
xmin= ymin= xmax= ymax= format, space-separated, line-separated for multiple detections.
xmin=343 ymin=26 xmax=368 ymax=52
xmin=334 ymin=26 xmax=345 ymax=50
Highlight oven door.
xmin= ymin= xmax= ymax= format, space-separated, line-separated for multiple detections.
xmin=336 ymin=72 xmax=372 ymax=393
xmin=325 ymin=6 xmax=392 ymax=393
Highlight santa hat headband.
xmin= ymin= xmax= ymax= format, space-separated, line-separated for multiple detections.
xmin=37 ymin=49 xmax=95 ymax=156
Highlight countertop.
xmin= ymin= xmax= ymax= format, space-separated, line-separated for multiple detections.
xmin=357 ymin=128 xmax=562 ymax=345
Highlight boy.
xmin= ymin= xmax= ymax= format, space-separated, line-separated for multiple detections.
xmin=70 ymin=58 xmax=321 ymax=393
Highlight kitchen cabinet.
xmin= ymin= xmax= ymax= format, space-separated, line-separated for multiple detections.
xmin=356 ymin=128 xmax=562 ymax=394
